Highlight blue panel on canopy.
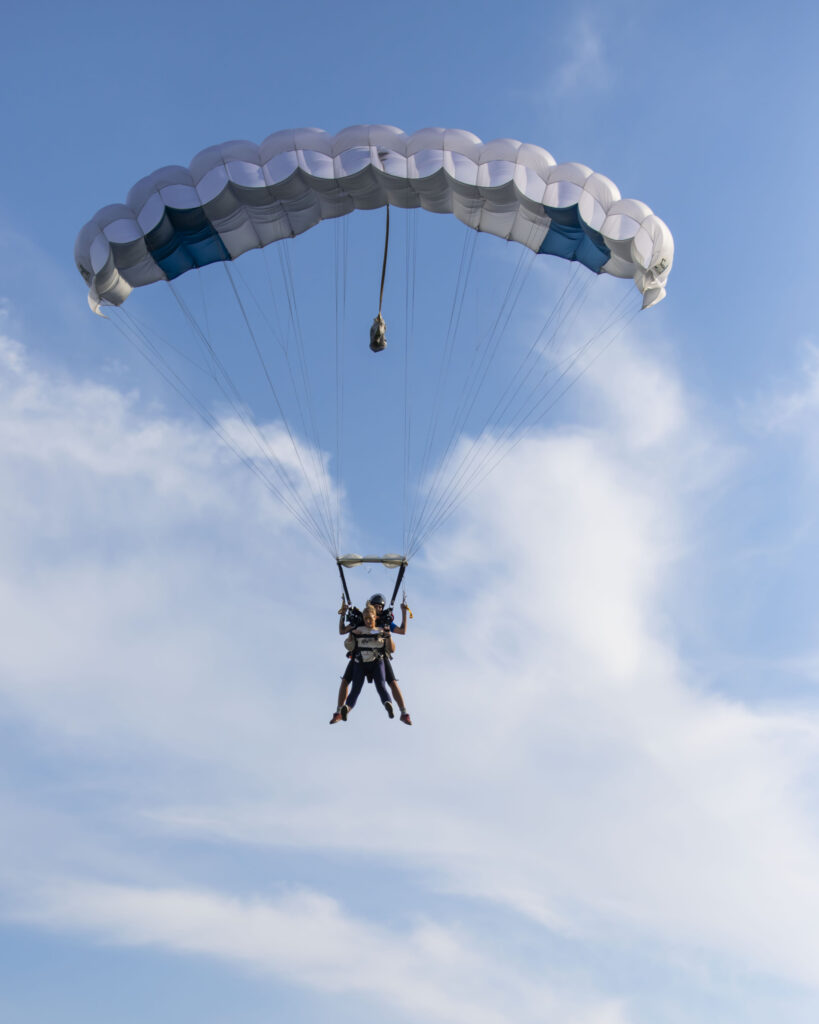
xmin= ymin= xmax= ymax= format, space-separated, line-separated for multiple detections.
xmin=538 ymin=222 xmax=610 ymax=273
xmin=146 ymin=208 xmax=231 ymax=280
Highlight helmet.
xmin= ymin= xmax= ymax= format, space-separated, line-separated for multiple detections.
xmin=369 ymin=593 xmax=386 ymax=606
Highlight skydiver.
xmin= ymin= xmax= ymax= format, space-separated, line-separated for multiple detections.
xmin=368 ymin=593 xmax=412 ymax=723
xmin=330 ymin=596 xmax=412 ymax=724
xmin=332 ymin=602 xmax=394 ymax=719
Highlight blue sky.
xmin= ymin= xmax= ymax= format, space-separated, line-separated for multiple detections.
xmin=2 ymin=2 xmax=819 ymax=1022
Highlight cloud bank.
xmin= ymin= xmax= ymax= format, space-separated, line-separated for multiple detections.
xmin=2 ymin=322 xmax=819 ymax=1022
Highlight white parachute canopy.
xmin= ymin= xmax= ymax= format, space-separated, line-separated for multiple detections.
xmin=76 ymin=126 xmax=673 ymax=313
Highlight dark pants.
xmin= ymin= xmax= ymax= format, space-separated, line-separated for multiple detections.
xmin=346 ymin=659 xmax=390 ymax=708
xmin=343 ymin=656 xmax=395 ymax=684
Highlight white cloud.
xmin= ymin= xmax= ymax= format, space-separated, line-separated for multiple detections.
xmin=146 ymin=433 xmax=819 ymax=989
xmin=14 ymin=880 xmax=628 ymax=1024
xmin=0 ymin=330 xmax=332 ymax=755
xmin=2 ymin=321 xmax=819 ymax=1020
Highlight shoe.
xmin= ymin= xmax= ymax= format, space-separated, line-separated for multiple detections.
xmin=340 ymin=705 xmax=349 ymax=721
xmin=400 ymin=712 xmax=412 ymax=726
xmin=384 ymin=700 xmax=395 ymax=719
xmin=329 ymin=712 xmax=342 ymax=724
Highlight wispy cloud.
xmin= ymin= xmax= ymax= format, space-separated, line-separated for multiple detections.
xmin=754 ymin=340 xmax=819 ymax=435
xmin=14 ymin=880 xmax=628 ymax=1024
xmin=549 ymin=13 xmax=610 ymax=97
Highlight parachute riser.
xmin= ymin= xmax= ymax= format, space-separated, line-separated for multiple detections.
xmin=389 ymin=561 xmax=407 ymax=609
xmin=337 ymin=561 xmax=352 ymax=606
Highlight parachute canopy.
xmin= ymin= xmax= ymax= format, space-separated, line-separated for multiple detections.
xmin=75 ymin=125 xmax=673 ymax=314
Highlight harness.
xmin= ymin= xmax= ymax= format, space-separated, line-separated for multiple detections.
xmin=351 ymin=627 xmax=388 ymax=664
